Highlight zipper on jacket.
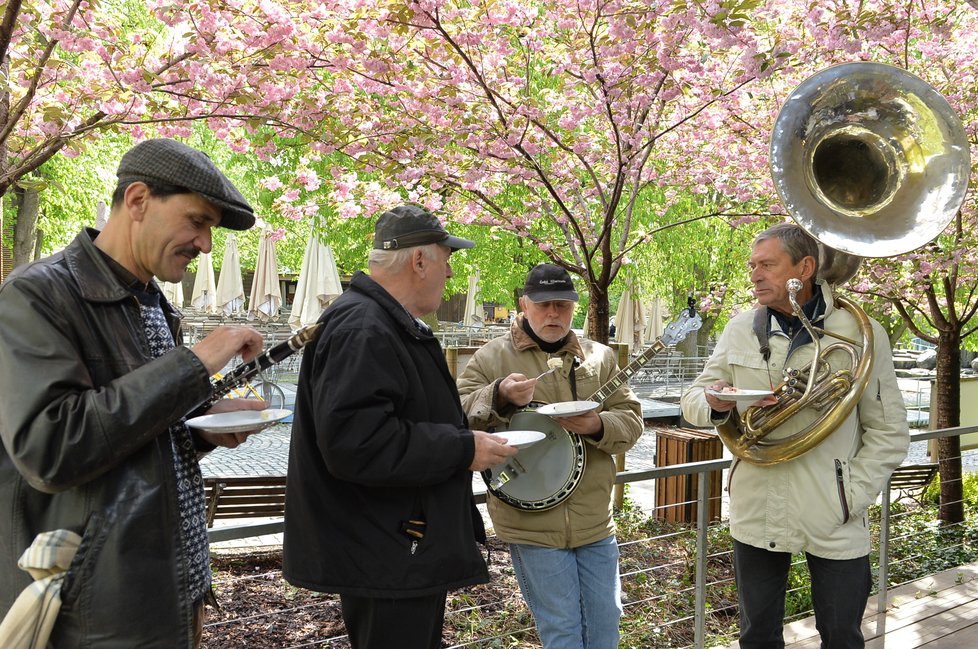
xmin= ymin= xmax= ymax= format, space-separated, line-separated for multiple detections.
xmin=835 ymin=459 xmax=850 ymax=523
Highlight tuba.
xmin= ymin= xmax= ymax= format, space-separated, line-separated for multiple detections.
xmin=717 ymin=62 xmax=970 ymax=465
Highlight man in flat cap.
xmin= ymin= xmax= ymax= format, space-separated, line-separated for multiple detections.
xmin=283 ymin=204 xmax=517 ymax=649
xmin=0 ymin=139 xmax=268 ymax=648
xmin=457 ymin=263 xmax=643 ymax=649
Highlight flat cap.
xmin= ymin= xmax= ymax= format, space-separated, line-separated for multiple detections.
xmin=117 ymin=139 xmax=255 ymax=230
xmin=373 ymin=204 xmax=474 ymax=251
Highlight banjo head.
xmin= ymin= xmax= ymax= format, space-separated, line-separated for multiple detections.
xmin=481 ymin=410 xmax=586 ymax=511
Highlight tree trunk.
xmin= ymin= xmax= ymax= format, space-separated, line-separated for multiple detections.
xmin=586 ymin=281 xmax=610 ymax=345
xmin=12 ymin=185 xmax=41 ymax=268
xmin=933 ymin=330 xmax=964 ymax=524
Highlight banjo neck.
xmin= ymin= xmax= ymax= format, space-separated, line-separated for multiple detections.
xmin=587 ymin=339 xmax=668 ymax=404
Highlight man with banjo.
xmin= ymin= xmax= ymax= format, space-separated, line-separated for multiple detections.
xmin=457 ymin=263 xmax=643 ymax=649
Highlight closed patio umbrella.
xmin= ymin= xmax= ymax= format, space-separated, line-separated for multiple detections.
xmin=645 ymin=296 xmax=666 ymax=341
xmin=160 ymin=280 xmax=184 ymax=308
xmin=289 ymin=234 xmax=342 ymax=328
xmin=462 ymin=270 xmax=481 ymax=326
xmin=191 ymin=252 xmax=217 ymax=314
xmin=248 ymin=228 xmax=281 ymax=322
xmin=216 ymin=234 xmax=245 ymax=316
xmin=613 ymin=277 xmax=645 ymax=349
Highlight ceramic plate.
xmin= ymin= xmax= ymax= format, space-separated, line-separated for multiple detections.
xmin=706 ymin=388 xmax=774 ymax=405
xmin=186 ymin=408 xmax=291 ymax=434
xmin=535 ymin=400 xmax=600 ymax=417
xmin=492 ymin=430 xmax=547 ymax=449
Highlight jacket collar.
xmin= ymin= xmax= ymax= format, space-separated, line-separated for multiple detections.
xmin=64 ymin=228 xmax=140 ymax=303
xmin=510 ymin=313 xmax=585 ymax=359
xmin=349 ymin=271 xmax=436 ymax=340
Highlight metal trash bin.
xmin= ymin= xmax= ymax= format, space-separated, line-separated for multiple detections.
xmin=654 ymin=427 xmax=723 ymax=523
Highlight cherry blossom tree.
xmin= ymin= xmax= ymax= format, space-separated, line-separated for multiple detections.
xmin=276 ymin=0 xmax=789 ymax=342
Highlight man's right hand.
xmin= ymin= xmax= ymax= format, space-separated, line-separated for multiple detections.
xmin=191 ymin=325 xmax=264 ymax=375
xmin=469 ymin=430 xmax=519 ymax=471
xmin=497 ymin=373 xmax=538 ymax=408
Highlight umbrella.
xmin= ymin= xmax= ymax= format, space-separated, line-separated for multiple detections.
xmin=160 ymin=280 xmax=185 ymax=307
xmin=645 ymin=296 xmax=667 ymax=341
xmin=216 ymin=234 xmax=245 ymax=316
xmin=613 ymin=277 xmax=645 ymax=348
xmin=190 ymin=252 xmax=217 ymax=313
xmin=462 ymin=270 xmax=482 ymax=327
xmin=248 ymin=228 xmax=281 ymax=322
xmin=289 ymin=234 xmax=343 ymax=328
xmin=94 ymin=200 xmax=108 ymax=230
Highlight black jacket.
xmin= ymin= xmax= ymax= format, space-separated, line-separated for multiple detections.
xmin=283 ymin=271 xmax=488 ymax=597
xmin=0 ymin=229 xmax=214 ymax=648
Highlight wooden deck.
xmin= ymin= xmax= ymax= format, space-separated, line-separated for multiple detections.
xmin=727 ymin=561 xmax=978 ymax=648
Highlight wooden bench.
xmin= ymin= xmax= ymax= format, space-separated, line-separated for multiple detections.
xmin=204 ymin=476 xmax=287 ymax=543
xmin=889 ymin=463 xmax=938 ymax=504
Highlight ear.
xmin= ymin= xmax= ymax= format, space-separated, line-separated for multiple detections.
xmin=412 ymin=248 xmax=427 ymax=277
xmin=799 ymin=255 xmax=817 ymax=282
xmin=123 ymin=182 xmax=151 ymax=222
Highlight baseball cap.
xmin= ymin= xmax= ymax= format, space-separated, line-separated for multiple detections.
xmin=523 ymin=264 xmax=579 ymax=302
xmin=373 ymin=205 xmax=474 ymax=251
xmin=117 ymin=139 xmax=255 ymax=231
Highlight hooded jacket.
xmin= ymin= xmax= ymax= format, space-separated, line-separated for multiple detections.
xmin=681 ymin=281 xmax=909 ymax=559
xmin=0 ymin=229 xmax=215 ymax=648
xmin=456 ymin=316 xmax=643 ymax=548
xmin=282 ymin=271 xmax=489 ymax=597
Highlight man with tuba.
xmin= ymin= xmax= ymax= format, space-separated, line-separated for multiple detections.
xmin=681 ymin=222 xmax=909 ymax=649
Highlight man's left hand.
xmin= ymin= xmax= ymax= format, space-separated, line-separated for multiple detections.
xmin=553 ymin=410 xmax=603 ymax=437
xmin=196 ymin=398 xmax=268 ymax=449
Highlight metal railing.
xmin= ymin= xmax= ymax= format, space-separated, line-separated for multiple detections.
xmin=205 ymin=426 xmax=976 ymax=648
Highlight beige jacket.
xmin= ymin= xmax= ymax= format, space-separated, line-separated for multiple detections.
xmin=681 ymin=282 xmax=909 ymax=559
xmin=457 ymin=316 xmax=643 ymax=548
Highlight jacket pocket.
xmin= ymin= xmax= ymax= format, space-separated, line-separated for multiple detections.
xmin=60 ymin=511 xmax=111 ymax=609
xmin=834 ymin=459 xmax=851 ymax=524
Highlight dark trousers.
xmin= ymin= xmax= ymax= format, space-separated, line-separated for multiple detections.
xmin=340 ymin=592 xmax=447 ymax=649
xmin=733 ymin=540 xmax=871 ymax=649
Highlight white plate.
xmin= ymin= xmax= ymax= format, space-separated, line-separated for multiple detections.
xmin=536 ymin=401 xmax=600 ymax=417
xmin=186 ymin=408 xmax=292 ymax=434
xmin=492 ymin=430 xmax=547 ymax=449
xmin=707 ymin=388 xmax=774 ymax=405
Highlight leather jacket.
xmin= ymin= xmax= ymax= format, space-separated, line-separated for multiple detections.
xmin=0 ymin=229 xmax=214 ymax=647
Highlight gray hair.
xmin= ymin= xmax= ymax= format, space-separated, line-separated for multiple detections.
xmin=753 ymin=222 xmax=819 ymax=277
xmin=368 ymin=243 xmax=441 ymax=273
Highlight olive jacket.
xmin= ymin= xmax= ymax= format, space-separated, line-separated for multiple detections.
xmin=457 ymin=316 xmax=643 ymax=548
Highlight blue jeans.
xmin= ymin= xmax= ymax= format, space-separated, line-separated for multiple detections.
xmin=733 ymin=540 xmax=871 ymax=649
xmin=509 ymin=536 xmax=623 ymax=649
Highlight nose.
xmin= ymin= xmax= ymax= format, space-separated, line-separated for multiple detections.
xmin=196 ymin=228 xmax=213 ymax=254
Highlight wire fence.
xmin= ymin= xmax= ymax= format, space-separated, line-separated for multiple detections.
xmin=203 ymin=428 xmax=977 ymax=649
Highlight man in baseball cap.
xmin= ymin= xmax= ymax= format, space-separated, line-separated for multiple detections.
xmin=373 ymin=204 xmax=474 ymax=251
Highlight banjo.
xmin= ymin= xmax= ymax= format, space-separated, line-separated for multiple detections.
xmin=482 ymin=306 xmax=702 ymax=511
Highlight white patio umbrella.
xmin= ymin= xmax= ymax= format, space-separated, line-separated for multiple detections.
xmin=645 ymin=296 xmax=667 ymax=341
xmin=215 ymin=234 xmax=245 ymax=316
xmin=248 ymin=228 xmax=281 ymax=322
xmin=190 ymin=252 xmax=217 ymax=314
xmin=462 ymin=270 xmax=482 ymax=327
xmin=289 ymin=234 xmax=343 ymax=328
xmin=160 ymin=280 xmax=185 ymax=308
xmin=613 ymin=278 xmax=645 ymax=348
xmin=94 ymin=199 xmax=108 ymax=230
